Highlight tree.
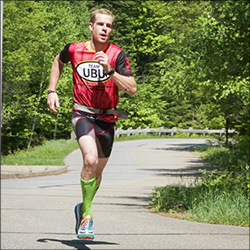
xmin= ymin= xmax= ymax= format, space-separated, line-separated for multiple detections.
xmin=2 ymin=0 xmax=90 ymax=153
xmin=196 ymin=0 xmax=250 ymax=143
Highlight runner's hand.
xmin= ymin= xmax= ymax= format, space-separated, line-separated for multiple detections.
xmin=95 ymin=51 xmax=110 ymax=73
xmin=47 ymin=92 xmax=60 ymax=114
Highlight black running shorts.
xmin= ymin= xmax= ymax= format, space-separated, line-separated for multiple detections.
xmin=72 ymin=112 xmax=115 ymax=158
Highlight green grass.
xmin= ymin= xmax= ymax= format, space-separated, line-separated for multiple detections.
xmin=1 ymin=139 xmax=78 ymax=166
xmin=150 ymin=185 xmax=249 ymax=227
xmin=114 ymin=133 xmax=210 ymax=141
xmin=190 ymin=190 xmax=249 ymax=226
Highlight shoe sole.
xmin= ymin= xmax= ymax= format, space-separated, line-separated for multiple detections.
xmin=77 ymin=234 xmax=95 ymax=240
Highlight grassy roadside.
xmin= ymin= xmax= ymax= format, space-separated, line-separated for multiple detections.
xmin=1 ymin=139 xmax=79 ymax=166
xmin=114 ymin=133 xmax=209 ymax=141
xmin=150 ymin=138 xmax=250 ymax=227
xmin=150 ymin=183 xmax=249 ymax=227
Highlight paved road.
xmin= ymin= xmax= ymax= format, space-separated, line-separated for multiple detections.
xmin=1 ymin=139 xmax=249 ymax=249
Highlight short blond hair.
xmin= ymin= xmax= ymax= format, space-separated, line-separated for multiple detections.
xmin=90 ymin=9 xmax=115 ymax=24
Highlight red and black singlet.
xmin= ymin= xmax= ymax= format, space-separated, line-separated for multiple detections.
xmin=59 ymin=41 xmax=133 ymax=123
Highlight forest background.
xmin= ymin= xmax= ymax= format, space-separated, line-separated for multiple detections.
xmin=1 ymin=0 xmax=249 ymax=154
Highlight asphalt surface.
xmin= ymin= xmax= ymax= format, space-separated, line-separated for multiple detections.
xmin=1 ymin=139 xmax=249 ymax=250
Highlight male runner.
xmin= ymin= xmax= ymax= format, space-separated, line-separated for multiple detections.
xmin=47 ymin=8 xmax=136 ymax=240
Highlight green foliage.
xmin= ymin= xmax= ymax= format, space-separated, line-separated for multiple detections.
xmin=2 ymin=1 xmax=90 ymax=154
xmin=196 ymin=0 xmax=250 ymax=136
xmin=150 ymin=185 xmax=197 ymax=212
xmin=199 ymin=137 xmax=250 ymax=196
xmin=116 ymin=84 xmax=165 ymax=129
xmin=2 ymin=0 xmax=249 ymax=154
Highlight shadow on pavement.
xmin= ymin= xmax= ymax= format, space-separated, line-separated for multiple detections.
xmin=94 ymin=195 xmax=151 ymax=209
xmin=37 ymin=238 xmax=119 ymax=250
xmin=139 ymin=158 xmax=217 ymax=178
xmin=153 ymin=143 xmax=207 ymax=151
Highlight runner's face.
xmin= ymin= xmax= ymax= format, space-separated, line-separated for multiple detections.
xmin=90 ymin=14 xmax=113 ymax=44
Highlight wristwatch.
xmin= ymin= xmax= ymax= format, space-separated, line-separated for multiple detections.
xmin=47 ymin=90 xmax=56 ymax=94
xmin=107 ymin=67 xmax=115 ymax=76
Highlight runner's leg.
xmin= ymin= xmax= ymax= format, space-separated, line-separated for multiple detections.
xmin=79 ymin=135 xmax=98 ymax=181
xmin=92 ymin=157 xmax=109 ymax=199
xmin=77 ymin=137 xmax=110 ymax=239
xmin=95 ymin=157 xmax=109 ymax=184
xmin=78 ymin=135 xmax=98 ymax=218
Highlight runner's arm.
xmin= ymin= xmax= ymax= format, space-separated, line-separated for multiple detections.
xmin=110 ymin=72 xmax=136 ymax=96
xmin=47 ymin=54 xmax=64 ymax=113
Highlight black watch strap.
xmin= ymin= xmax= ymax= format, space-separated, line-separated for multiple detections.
xmin=47 ymin=90 xmax=56 ymax=94
xmin=107 ymin=67 xmax=115 ymax=76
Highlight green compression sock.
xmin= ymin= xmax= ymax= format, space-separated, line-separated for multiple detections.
xmin=93 ymin=178 xmax=101 ymax=199
xmin=80 ymin=176 xmax=96 ymax=218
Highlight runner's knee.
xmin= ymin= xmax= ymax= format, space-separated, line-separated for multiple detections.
xmin=84 ymin=155 xmax=98 ymax=168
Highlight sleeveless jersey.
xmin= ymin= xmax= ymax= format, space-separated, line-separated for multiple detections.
xmin=64 ymin=41 xmax=132 ymax=123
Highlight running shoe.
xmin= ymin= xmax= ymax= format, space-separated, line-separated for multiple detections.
xmin=77 ymin=215 xmax=95 ymax=240
xmin=74 ymin=202 xmax=83 ymax=234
